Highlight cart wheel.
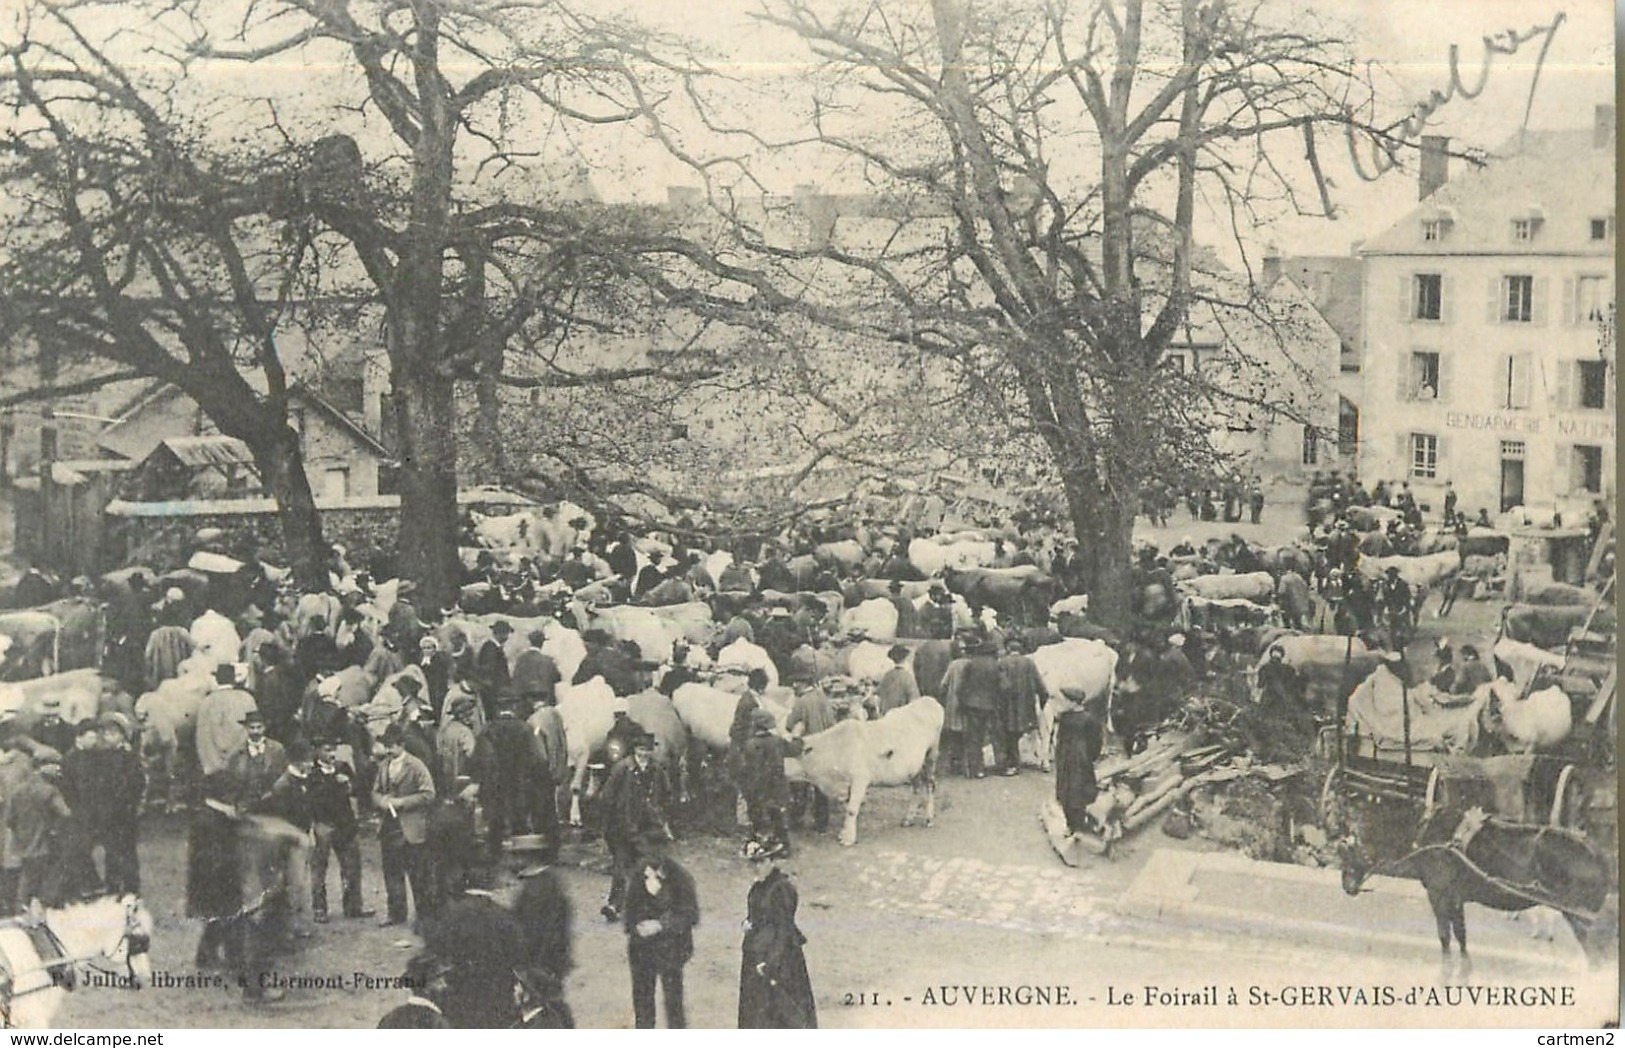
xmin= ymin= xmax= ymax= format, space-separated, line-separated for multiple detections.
xmin=1319 ymin=765 xmax=1343 ymax=830
xmin=1550 ymin=764 xmax=1577 ymax=827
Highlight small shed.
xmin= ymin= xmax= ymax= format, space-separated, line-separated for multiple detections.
xmin=120 ymin=436 xmax=261 ymax=503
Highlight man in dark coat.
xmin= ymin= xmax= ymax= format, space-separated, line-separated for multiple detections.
xmin=1054 ymin=694 xmax=1105 ymax=835
xmin=739 ymin=708 xmax=797 ymax=857
xmin=307 ymin=736 xmax=370 ymax=922
xmin=597 ymin=733 xmax=669 ymax=923
xmin=656 ymin=643 xmax=701 ymax=698
xmin=994 ymin=638 xmax=1046 ymax=776
xmin=372 ymin=724 xmax=438 ymax=927
xmin=510 ymin=631 xmax=561 ymax=706
xmin=56 ymin=721 xmax=109 ymax=902
xmin=623 ymin=836 xmax=699 ymax=1029
xmin=887 ymin=580 xmax=922 ymax=639
xmin=574 ymin=629 xmax=640 ymax=696
xmin=473 ymin=698 xmax=554 ymax=859
xmin=377 ymin=955 xmax=454 ymax=1028
xmin=919 ymin=584 xmax=955 ymax=640
xmin=512 ymin=852 xmax=574 ymax=1027
xmin=941 ymin=639 xmax=1001 ymax=778
xmin=96 ymin=715 xmax=145 ymax=895
xmin=296 ymin=618 xmax=340 ymax=682
xmin=473 ymin=621 xmax=513 ymax=711
xmin=756 ymin=550 xmax=795 ymax=594
xmin=1255 ymin=646 xmax=1304 ymax=707
xmin=738 ymin=857 xmax=817 ymax=1028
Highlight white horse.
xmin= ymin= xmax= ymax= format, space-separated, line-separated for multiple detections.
xmin=0 ymin=894 xmax=155 ymax=1028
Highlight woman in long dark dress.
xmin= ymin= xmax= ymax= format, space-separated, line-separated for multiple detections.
xmin=1053 ymin=701 xmax=1104 ymax=835
xmin=187 ymin=774 xmax=244 ymax=967
xmin=738 ymin=857 xmax=817 ymax=1028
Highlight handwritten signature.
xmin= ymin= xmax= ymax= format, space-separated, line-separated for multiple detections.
xmin=1343 ymin=13 xmax=1567 ymax=183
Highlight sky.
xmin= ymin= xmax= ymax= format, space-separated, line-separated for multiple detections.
xmin=8 ymin=0 xmax=1614 ymax=262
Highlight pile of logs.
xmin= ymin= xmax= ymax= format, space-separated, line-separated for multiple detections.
xmin=1041 ymin=730 xmax=1281 ymax=866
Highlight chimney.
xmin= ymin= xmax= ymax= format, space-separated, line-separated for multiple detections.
xmin=1419 ymin=135 xmax=1449 ymax=200
xmin=1595 ymin=104 xmax=1615 ymax=149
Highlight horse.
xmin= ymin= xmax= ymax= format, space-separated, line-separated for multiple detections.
xmin=1339 ymin=804 xmax=1617 ymax=981
xmin=0 ymin=894 xmax=154 ymax=1028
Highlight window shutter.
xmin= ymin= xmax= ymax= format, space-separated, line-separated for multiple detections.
xmin=1435 ymin=434 xmax=1449 ymax=476
xmin=1437 ymin=352 xmax=1453 ymax=404
xmin=1486 ymin=277 xmax=1502 ymax=323
xmin=1554 ymin=359 xmax=1574 ymax=410
xmin=1440 ymin=275 xmax=1455 ymax=323
xmin=1400 ymin=275 xmax=1413 ymax=323
xmin=1397 ymin=433 xmax=1412 ymax=476
xmin=1531 ymin=277 xmax=1550 ymax=326
xmin=1562 ymin=278 xmax=1577 ymax=327
xmin=1511 ymin=354 xmax=1533 ymax=408
xmin=1396 ymin=354 xmax=1412 ymax=402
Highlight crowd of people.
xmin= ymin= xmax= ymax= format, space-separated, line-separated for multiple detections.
xmin=0 ymin=461 xmax=1610 ymax=1027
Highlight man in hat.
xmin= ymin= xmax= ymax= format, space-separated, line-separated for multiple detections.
xmin=437 ymin=695 xmax=479 ymax=788
xmin=97 ymin=714 xmax=145 ymax=894
xmin=1256 ymin=645 xmax=1304 ymax=707
xmin=197 ymin=664 xmax=258 ymax=777
xmin=573 ymin=628 xmax=640 ymax=696
xmin=1375 ymin=566 xmax=1414 ymax=646
xmin=622 ymin=832 xmax=699 ymax=1028
xmin=656 ymin=642 xmax=700 ymax=698
xmin=296 ymin=616 xmax=341 ymax=682
xmin=6 ymin=748 xmax=70 ymax=912
xmin=57 ymin=719 xmax=110 ymax=901
xmin=875 ymin=645 xmax=920 ymax=717
xmin=307 ymin=736 xmax=370 ymax=923
xmin=512 ymin=849 xmax=575 ymax=1028
xmin=473 ymin=621 xmax=513 ymax=712
xmin=253 ymin=641 xmax=303 ymax=744
xmin=1429 ymin=638 xmax=1457 ymax=693
xmin=597 ymin=732 xmax=669 ymax=923
xmin=512 ymin=630 xmax=563 ymax=707
xmin=376 ymin=954 xmax=454 ymax=1028
xmin=941 ymin=636 xmax=1001 ymax=778
xmin=740 ymin=708 xmax=798 ymax=857
xmin=473 ymin=696 xmax=555 ymax=860
xmin=994 ymin=636 xmax=1046 ymax=776
xmin=527 ymin=689 xmax=569 ymax=822
xmin=30 ymin=699 xmax=76 ymax=763
xmin=224 ymin=710 xmax=290 ymax=813
xmin=372 ymin=722 xmax=438 ymax=926
xmin=920 ymin=582 xmax=955 ymax=640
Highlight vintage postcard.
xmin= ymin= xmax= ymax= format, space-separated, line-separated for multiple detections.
xmin=0 ymin=0 xmax=1614 ymax=1032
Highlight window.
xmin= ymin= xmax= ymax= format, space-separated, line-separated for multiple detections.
xmin=1301 ymin=426 xmax=1319 ymax=466
xmin=1413 ymin=274 xmax=1442 ymax=320
xmin=1500 ymin=440 xmax=1526 ymax=459
xmin=1576 ymin=276 xmax=1610 ymax=322
xmin=1503 ymin=275 xmax=1534 ymax=322
xmin=1499 ymin=355 xmax=1533 ymax=409
xmin=1408 ymin=351 xmax=1440 ymax=400
xmin=1579 ymin=360 xmax=1609 ymax=410
xmin=1422 ymin=220 xmax=1445 ymax=242
xmin=1410 ymin=433 xmax=1439 ymax=479
xmin=322 ymin=468 xmax=350 ymax=499
xmin=1572 ymin=445 xmax=1603 ymax=494
xmin=1591 ymin=218 xmax=1611 ymax=241
xmin=1512 ymin=218 xmax=1536 ymax=242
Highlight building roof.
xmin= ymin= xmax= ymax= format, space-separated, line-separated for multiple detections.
xmin=154 ymin=436 xmax=256 ymax=469
xmin=1278 ymin=256 xmax=1363 ymax=353
xmin=97 ymin=380 xmax=391 ymax=460
xmin=1361 ymin=127 xmax=1615 ymax=256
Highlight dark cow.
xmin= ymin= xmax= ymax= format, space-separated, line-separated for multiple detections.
xmin=1501 ymin=603 xmax=1615 ymax=649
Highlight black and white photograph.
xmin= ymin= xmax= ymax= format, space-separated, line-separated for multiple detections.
xmin=0 ymin=0 xmax=1614 ymax=1030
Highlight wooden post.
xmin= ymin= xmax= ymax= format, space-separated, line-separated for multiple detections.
xmin=1400 ymin=657 xmax=1413 ymax=771
xmin=38 ymin=420 xmax=57 ymax=568
xmin=1336 ymin=633 xmax=1353 ymax=774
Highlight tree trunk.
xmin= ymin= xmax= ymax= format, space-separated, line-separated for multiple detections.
xmin=252 ymin=426 xmax=330 ymax=593
xmin=1062 ymin=474 xmax=1137 ymax=626
xmin=392 ymin=372 xmax=461 ymax=610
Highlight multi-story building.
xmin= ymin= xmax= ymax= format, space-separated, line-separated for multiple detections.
xmin=1356 ymin=107 xmax=1615 ymax=521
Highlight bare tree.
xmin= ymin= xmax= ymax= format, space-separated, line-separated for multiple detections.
xmin=733 ymin=0 xmax=1416 ymax=620
xmin=0 ymin=7 xmax=335 ymax=588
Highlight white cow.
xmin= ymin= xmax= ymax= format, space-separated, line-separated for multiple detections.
xmin=838 ymin=598 xmax=899 ymax=642
xmin=1029 ymin=639 xmax=1119 ymax=770
xmin=557 ymin=676 xmax=617 ymax=826
xmin=786 ymin=696 xmax=944 ymax=846
xmin=646 ymin=601 xmax=717 ymax=646
xmin=574 ymin=604 xmax=683 ymax=664
xmin=908 ymin=537 xmax=996 ymax=576
xmin=188 ymin=611 xmax=241 ymax=669
xmin=1357 ymin=551 xmax=1460 ymax=589
xmin=704 ymin=551 xmax=735 ymax=588
xmin=1176 ymin=571 xmax=1274 ymax=603
xmin=671 ymin=681 xmax=794 ymax=752
xmin=1481 ymin=679 xmax=1573 ymax=753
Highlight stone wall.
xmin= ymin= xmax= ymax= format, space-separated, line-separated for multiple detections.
xmin=106 ymin=502 xmax=401 ymax=575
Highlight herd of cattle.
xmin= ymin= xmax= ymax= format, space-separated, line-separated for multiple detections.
xmin=0 ymin=495 xmax=1612 ymax=848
